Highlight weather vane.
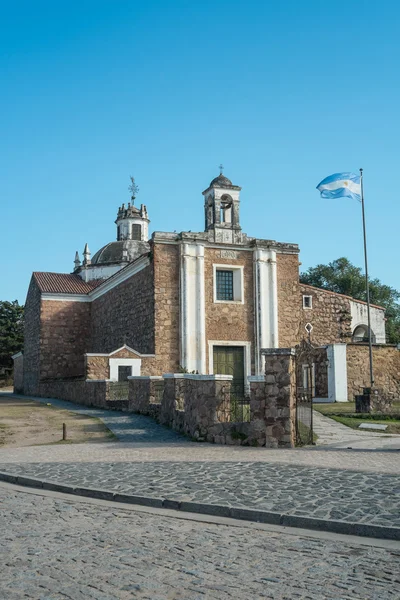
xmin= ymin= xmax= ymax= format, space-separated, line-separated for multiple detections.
xmin=128 ymin=176 xmax=139 ymax=201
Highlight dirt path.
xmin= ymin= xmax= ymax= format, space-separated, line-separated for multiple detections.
xmin=0 ymin=396 xmax=116 ymax=447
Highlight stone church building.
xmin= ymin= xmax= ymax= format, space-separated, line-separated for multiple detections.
xmin=20 ymin=172 xmax=386 ymax=397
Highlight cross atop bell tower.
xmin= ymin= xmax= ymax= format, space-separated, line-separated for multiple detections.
xmin=202 ymin=170 xmax=243 ymax=244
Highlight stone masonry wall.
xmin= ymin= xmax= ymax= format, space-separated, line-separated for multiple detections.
xmin=37 ymin=380 xmax=109 ymax=408
xmin=204 ymin=248 xmax=254 ymax=371
xmin=276 ymin=254 xmax=301 ymax=348
xmin=90 ymin=264 xmax=155 ymax=358
xmin=23 ymin=277 xmax=41 ymax=394
xmin=128 ymin=377 xmax=163 ymax=421
xmin=40 ymin=300 xmax=91 ymax=380
xmin=86 ymin=356 xmax=109 ymax=380
xmin=152 ymin=244 xmax=181 ymax=374
xmin=299 ymin=284 xmax=353 ymax=346
xmin=346 ymin=344 xmax=400 ymax=399
xmin=13 ymin=354 xmax=24 ymax=394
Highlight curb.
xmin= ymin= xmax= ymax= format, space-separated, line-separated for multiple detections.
xmin=1 ymin=471 xmax=399 ymax=541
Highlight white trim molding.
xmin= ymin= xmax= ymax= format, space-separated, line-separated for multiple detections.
xmin=85 ymin=344 xmax=155 ymax=359
xmin=253 ymin=248 xmax=279 ymax=375
xmin=11 ymin=352 xmax=23 ymax=360
xmin=109 ymin=358 xmax=141 ymax=381
xmin=179 ymin=242 xmax=206 ymax=374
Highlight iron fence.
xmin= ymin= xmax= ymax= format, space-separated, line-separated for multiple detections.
xmin=295 ymin=387 xmax=314 ymax=446
xmin=216 ymin=381 xmax=250 ymax=423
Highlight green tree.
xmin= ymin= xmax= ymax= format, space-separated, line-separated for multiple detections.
xmin=300 ymin=257 xmax=400 ymax=344
xmin=0 ymin=300 xmax=24 ymax=369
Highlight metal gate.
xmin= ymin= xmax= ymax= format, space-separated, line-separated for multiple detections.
xmin=295 ymin=340 xmax=314 ymax=446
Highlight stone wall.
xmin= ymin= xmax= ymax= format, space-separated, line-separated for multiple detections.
xmin=299 ymin=284 xmax=353 ymax=346
xmin=13 ymin=354 xmax=24 ymax=394
xmin=40 ymin=300 xmax=91 ymax=381
xmin=129 ymin=367 xmax=297 ymax=448
xmin=90 ymin=263 xmax=155 ymax=357
xmin=276 ymin=253 xmax=301 ymax=347
xmin=37 ymin=380 xmax=109 ymax=408
xmin=346 ymin=344 xmax=400 ymax=399
xmin=86 ymin=356 xmax=109 ymax=380
xmin=204 ymin=248 xmax=255 ymax=371
xmin=23 ymin=277 xmax=41 ymax=394
xmin=128 ymin=376 xmax=163 ymax=420
xmin=153 ymin=244 xmax=181 ymax=374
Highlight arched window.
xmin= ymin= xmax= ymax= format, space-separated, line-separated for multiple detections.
xmin=220 ymin=196 xmax=232 ymax=223
xmin=131 ymin=224 xmax=141 ymax=240
xmin=352 ymin=325 xmax=376 ymax=343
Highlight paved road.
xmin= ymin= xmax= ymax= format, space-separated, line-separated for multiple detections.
xmin=1 ymin=458 xmax=399 ymax=531
xmin=1 ymin=393 xmax=399 ymax=535
xmin=1 ymin=485 xmax=399 ymax=600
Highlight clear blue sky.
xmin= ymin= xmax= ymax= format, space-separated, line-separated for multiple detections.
xmin=1 ymin=0 xmax=399 ymax=304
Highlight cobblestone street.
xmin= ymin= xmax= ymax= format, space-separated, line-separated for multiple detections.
xmin=1 ymin=485 xmax=399 ymax=600
xmin=1 ymin=459 xmax=399 ymax=530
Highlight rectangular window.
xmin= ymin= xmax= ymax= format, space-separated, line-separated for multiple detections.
xmin=131 ymin=224 xmax=141 ymax=240
xmin=303 ymin=295 xmax=313 ymax=309
xmin=118 ymin=365 xmax=132 ymax=381
xmin=216 ymin=270 xmax=234 ymax=301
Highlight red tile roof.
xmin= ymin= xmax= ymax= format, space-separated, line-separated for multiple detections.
xmin=33 ymin=272 xmax=102 ymax=295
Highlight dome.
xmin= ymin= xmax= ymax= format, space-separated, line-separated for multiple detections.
xmin=91 ymin=240 xmax=150 ymax=265
xmin=209 ymin=174 xmax=233 ymax=188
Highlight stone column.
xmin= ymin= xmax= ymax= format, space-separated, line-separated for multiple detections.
xmin=261 ymin=348 xmax=296 ymax=448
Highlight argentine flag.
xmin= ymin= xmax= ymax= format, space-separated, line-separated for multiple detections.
xmin=316 ymin=172 xmax=361 ymax=201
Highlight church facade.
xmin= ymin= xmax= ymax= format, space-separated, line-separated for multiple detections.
xmin=21 ymin=173 xmax=386 ymax=396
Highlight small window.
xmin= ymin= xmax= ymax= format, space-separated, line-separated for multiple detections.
xmin=118 ymin=365 xmax=132 ymax=381
xmin=303 ymin=295 xmax=313 ymax=309
xmin=131 ymin=224 xmax=141 ymax=241
xmin=216 ymin=270 xmax=234 ymax=301
xmin=117 ymin=225 xmax=121 ymax=241
xmin=214 ymin=265 xmax=244 ymax=303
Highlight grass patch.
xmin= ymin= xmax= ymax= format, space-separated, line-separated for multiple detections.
xmin=314 ymin=402 xmax=400 ymax=434
xmin=328 ymin=415 xmax=400 ymax=434
xmin=314 ymin=401 xmax=400 ymax=415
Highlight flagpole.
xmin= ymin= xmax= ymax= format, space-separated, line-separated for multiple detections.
xmin=360 ymin=168 xmax=374 ymax=388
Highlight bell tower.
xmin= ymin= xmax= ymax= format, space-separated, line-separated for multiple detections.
xmin=202 ymin=167 xmax=243 ymax=244
xmin=115 ymin=176 xmax=150 ymax=241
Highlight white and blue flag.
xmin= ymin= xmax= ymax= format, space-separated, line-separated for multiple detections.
xmin=316 ymin=172 xmax=361 ymax=201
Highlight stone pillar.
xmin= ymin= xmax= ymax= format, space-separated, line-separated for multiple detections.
xmin=161 ymin=374 xmax=186 ymax=430
xmin=327 ymin=344 xmax=348 ymax=403
xmin=261 ymin=348 xmax=296 ymax=448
